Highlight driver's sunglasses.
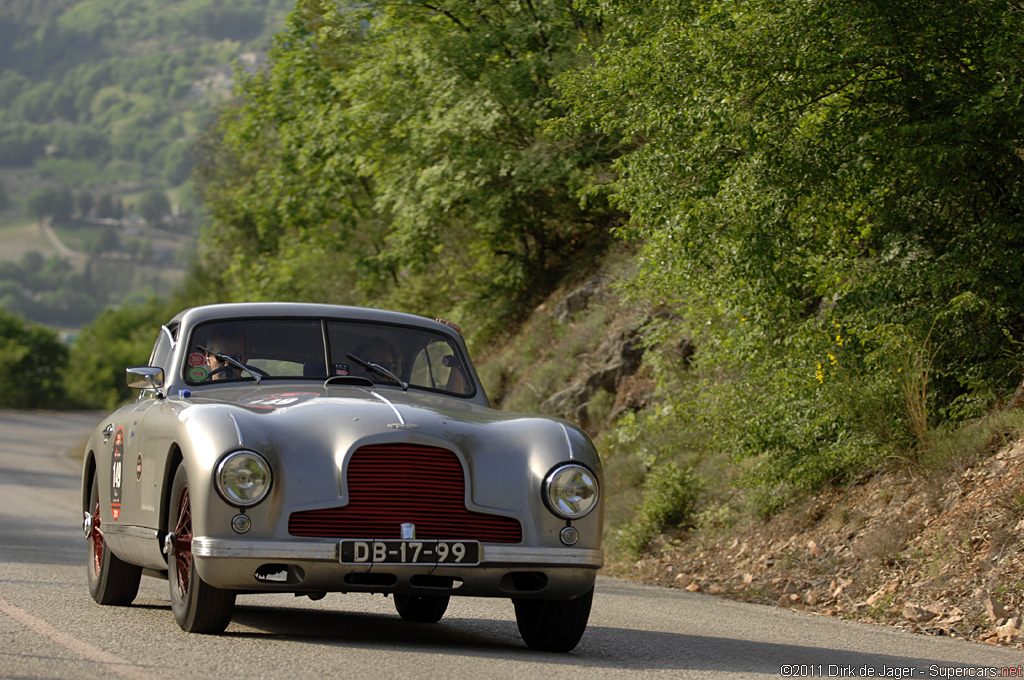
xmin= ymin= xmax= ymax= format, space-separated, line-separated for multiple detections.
xmin=211 ymin=353 xmax=243 ymax=363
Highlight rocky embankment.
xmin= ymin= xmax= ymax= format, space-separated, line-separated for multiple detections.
xmin=539 ymin=272 xmax=1024 ymax=649
xmin=617 ymin=437 xmax=1024 ymax=649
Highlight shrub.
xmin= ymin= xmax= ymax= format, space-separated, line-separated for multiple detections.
xmin=617 ymin=461 xmax=703 ymax=559
xmin=0 ymin=308 xmax=69 ymax=408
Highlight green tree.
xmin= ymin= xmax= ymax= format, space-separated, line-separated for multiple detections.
xmin=66 ymin=298 xmax=173 ymax=411
xmin=559 ymin=0 xmax=1024 ymax=494
xmin=76 ymin=190 xmax=94 ymax=218
xmin=0 ymin=123 xmax=48 ymax=166
xmin=194 ymin=0 xmax=621 ymax=336
xmin=95 ymin=193 xmax=123 ymax=219
xmin=94 ymin=227 xmax=120 ymax=254
xmin=163 ymin=140 xmax=194 ymax=185
xmin=0 ymin=307 xmax=68 ymax=409
xmin=0 ymin=71 xmax=29 ymax=107
xmin=10 ymin=80 xmax=61 ymax=121
xmin=26 ymin=184 xmax=74 ymax=222
xmin=138 ymin=189 xmax=171 ymax=227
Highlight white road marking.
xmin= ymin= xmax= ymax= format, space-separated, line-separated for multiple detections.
xmin=0 ymin=594 xmax=163 ymax=680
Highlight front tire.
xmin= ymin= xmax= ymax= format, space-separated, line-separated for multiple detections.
xmin=394 ymin=593 xmax=450 ymax=623
xmin=167 ymin=463 xmax=236 ymax=633
xmin=513 ymin=587 xmax=594 ymax=652
xmin=86 ymin=469 xmax=141 ymax=605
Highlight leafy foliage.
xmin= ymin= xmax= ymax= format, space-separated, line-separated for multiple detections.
xmin=11 ymin=0 xmax=1024 ymax=562
xmin=617 ymin=461 xmax=703 ymax=558
xmin=0 ymin=251 xmax=104 ymax=325
xmin=65 ymin=297 xmax=175 ymax=411
xmin=137 ymin=189 xmax=171 ymax=227
xmin=0 ymin=0 xmax=291 ymax=209
xmin=558 ymin=0 xmax=1024 ymax=505
xmin=0 ymin=0 xmax=289 ymax=332
xmin=0 ymin=241 xmax=177 ymax=327
xmin=0 ymin=307 xmax=69 ymax=408
xmin=194 ymin=0 xmax=622 ymax=340
xmin=27 ymin=184 xmax=74 ymax=221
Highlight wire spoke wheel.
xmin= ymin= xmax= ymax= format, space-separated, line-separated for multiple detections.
xmin=85 ymin=468 xmax=141 ymax=605
xmin=172 ymin=485 xmax=193 ymax=598
xmin=88 ymin=495 xmax=104 ymax=577
xmin=167 ymin=463 xmax=235 ymax=633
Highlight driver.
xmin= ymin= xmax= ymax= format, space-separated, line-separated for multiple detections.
xmin=205 ymin=325 xmax=248 ymax=381
xmin=353 ymin=337 xmax=402 ymax=382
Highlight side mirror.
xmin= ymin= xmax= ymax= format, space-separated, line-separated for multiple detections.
xmin=126 ymin=366 xmax=165 ymax=390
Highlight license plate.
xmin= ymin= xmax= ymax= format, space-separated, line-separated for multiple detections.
xmin=340 ymin=540 xmax=480 ymax=565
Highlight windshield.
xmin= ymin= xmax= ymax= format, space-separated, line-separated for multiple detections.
xmin=183 ymin=317 xmax=473 ymax=396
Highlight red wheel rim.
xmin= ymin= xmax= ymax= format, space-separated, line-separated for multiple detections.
xmin=172 ymin=485 xmax=192 ymax=596
xmin=89 ymin=497 xmax=103 ymax=577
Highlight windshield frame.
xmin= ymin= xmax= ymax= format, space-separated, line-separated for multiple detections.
xmin=180 ymin=316 xmax=477 ymax=398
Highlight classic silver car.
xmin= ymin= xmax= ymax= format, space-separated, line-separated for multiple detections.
xmin=81 ymin=302 xmax=603 ymax=651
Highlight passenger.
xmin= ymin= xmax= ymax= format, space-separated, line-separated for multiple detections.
xmin=435 ymin=318 xmax=468 ymax=393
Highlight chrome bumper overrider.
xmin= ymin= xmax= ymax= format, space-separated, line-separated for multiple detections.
xmin=191 ymin=537 xmax=604 ymax=567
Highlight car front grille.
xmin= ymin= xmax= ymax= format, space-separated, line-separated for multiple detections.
xmin=287 ymin=443 xmax=523 ymax=543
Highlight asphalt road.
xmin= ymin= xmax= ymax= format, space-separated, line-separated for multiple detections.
xmin=1 ymin=410 xmax=1021 ymax=679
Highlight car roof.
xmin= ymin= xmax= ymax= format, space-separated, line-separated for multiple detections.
xmin=172 ymin=303 xmax=450 ymax=334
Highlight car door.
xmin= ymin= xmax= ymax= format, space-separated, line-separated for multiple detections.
xmin=104 ymin=324 xmax=178 ymax=567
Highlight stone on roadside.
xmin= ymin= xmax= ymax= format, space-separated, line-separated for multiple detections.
xmin=985 ymin=594 xmax=1010 ymax=621
xmin=995 ymin=617 xmax=1019 ymax=642
xmin=902 ymin=604 xmax=941 ymax=623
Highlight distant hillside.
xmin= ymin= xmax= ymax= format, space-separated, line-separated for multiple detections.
xmin=0 ymin=0 xmax=292 ymax=326
xmin=0 ymin=0 xmax=291 ymax=189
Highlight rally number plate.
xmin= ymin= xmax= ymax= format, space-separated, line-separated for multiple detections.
xmin=340 ymin=540 xmax=480 ymax=565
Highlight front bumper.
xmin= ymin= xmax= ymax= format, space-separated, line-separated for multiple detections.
xmin=191 ymin=538 xmax=603 ymax=600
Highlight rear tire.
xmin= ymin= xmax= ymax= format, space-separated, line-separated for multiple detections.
xmin=394 ymin=593 xmax=450 ymax=623
xmin=86 ymin=469 xmax=141 ymax=605
xmin=167 ymin=463 xmax=236 ymax=633
xmin=513 ymin=587 xmax=594 ymax=652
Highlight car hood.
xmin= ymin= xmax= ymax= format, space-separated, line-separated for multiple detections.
xmin=172 ymin=384 xmax=599 ymax=517
xmin=182 ymin=383 xmax=533 ymax=430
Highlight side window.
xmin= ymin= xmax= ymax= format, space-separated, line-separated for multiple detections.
xmin=148 ymin=324 xmax=176 ymax=370
xmin=409 ymin=340 xmax=471 ymax=396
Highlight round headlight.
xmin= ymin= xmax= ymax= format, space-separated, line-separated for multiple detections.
xmin=216 ymin=451 xmax=271 ymax=507
xmin=544 ymin=464 xmax=599 ymax=520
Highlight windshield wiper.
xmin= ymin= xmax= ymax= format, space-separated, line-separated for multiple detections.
xmin=346 ymin=353 xmax=408 ymax=390
xmin=197 ymin=345 xmax=262 ymax=384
